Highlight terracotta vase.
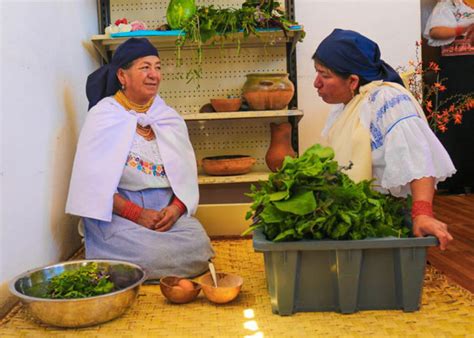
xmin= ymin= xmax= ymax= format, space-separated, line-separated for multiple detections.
xmin=265 ymin=122 xmax=296 ymax=172
xmin=242 ymin=73 xmax=295 ymax=110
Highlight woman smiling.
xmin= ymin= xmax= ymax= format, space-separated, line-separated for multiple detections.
xmin=66 ymin=38 xmax=214 ymax=279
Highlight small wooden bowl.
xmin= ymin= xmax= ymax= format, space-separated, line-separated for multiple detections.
xmin=210 ymin=98 xmax=242 ymax=112
xmin=202 ymin=155 xmax=256 ymax=176
xmin=159 ymin=276 xmax=201 ymax=304
xmin=200 ymin=272 xmax=243 ymax=304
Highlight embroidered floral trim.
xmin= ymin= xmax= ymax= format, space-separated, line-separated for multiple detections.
xmin=369 ymin=89 xmax=381 ymax=103
xmin=125 ymin=153 xmax=167 ymax=177
xmin=370 ymin=122 xmax=384 ymax=150
xmin=375 ymin=94 xmax=411 ymax=121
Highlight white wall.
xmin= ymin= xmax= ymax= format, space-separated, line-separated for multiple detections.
xmin=0 ymin=0 xmax=98 ymax=316
xmin=295 ymin=0 xmax=421 ymax=151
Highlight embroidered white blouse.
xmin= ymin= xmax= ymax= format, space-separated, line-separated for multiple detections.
xmin=322 ymin=85 xmax=456 ymax=198
xmin=118 ymin=133 xmax=171 ymax=191
xmin=423 ymin=0 xmax=474 ymax=47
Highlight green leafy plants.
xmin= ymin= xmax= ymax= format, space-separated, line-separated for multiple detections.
xmin=46 ymin=262 xmax=115 ymax=299
xmin=169 ymin=0 xmax=304 ymax=83
xmin=243 ymin=144 xmax=410 ymax=242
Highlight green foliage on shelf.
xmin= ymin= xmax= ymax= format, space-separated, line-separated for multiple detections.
xmin=167 ymin=0 xmax=305 ymax=84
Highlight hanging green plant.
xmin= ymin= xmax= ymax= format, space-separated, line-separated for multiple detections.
xmin=167 ymin=0 xmax=305 ymax=84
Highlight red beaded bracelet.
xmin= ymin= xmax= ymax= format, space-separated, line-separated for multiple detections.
xmin=120 ymin=200 xmax=143 ymax=222
xmin=455 ymin=26 xmax=464 ymax=37
xmin=411 ymin=200 xmax=434 ymax=219
xmin=170 ymin=196 xmax=187 ymax=215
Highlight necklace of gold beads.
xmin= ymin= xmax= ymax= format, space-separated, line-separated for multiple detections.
xmin=114 ymin=90 xmax=156 ymax=140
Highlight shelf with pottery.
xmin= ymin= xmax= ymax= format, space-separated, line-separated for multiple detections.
xmin=91 ymin=27 xmax=305 ymax=61
xmin=183 ymin=109 xmax=303 ymax=121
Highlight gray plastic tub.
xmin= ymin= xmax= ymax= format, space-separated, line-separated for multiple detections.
xmin=253 ymin=229 xmax=438 ymax=315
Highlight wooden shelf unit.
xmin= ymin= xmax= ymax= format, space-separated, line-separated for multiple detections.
xmin=183 ymin=109 xmax=303 ymax=121
xmin=91 ymin=28 xmax=305 ymax=62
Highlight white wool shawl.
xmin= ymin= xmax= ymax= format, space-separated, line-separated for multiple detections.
xmin=66 ymin=95 xmax=198 ymax=221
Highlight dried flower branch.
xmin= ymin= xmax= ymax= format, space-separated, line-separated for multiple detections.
xmin=397 ymin=41 xmax=474 ymax=133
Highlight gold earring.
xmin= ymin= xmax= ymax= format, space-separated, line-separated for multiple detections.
xmin=351 ymin=88 xmax=355 ymax=98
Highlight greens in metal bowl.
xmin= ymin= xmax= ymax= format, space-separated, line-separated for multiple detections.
xmin=9 ymin=260 xmax=146 ymax=327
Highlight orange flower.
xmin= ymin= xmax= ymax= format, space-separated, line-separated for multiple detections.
xmin=448 ymin=104 xmax=455 ymax=112
xmin=428 ymin=61 xmax=440 ymax=72
xmin=467 ymin=99 xmax=474 ymax=109
xmin=433 ymin=82 xmax=446 ymax=92
xmin=425 ymin=100 xmax=433 ymax=113
xmin=454 ymin=113 xmax=463 ymax=124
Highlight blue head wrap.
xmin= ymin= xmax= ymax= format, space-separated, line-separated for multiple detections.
xmin=313 ymin=29 xmax=403 ymax=86
xmin=86 ymin=38 xmax=159 ymax=109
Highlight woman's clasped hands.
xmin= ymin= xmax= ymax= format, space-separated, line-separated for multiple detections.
xmin=136 ymin=205 xmax=181 ymax=232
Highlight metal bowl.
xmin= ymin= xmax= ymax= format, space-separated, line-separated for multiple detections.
xmin=9 ymin=259 xmax=146 ymax=328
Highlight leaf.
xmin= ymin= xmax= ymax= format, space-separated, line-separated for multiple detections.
xmin=268 ymin=190 xmax=289 ymax=201
xmin=260 ymin=204 xmax=287 ymax=223
xmin=273 ymin=190 xmax=316 ymax=215
xmin=273 ymin=229 xmax=296 ymax=242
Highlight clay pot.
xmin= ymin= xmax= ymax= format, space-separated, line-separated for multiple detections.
xmin=200 ymin=272 xmax=243 ymax=304
xmin=265 ymin=122 xmax=296 ymax=172
xmin=210 ymin=98 xmax=242 ymax=112
xmin=202 ymin=155 xmax=256 ymax=176
xmin=242 ymin=73 xmax=295 ymax=110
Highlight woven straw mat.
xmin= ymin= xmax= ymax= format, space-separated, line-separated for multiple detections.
xmin=1 ymin=239 xmax=473 ymax=337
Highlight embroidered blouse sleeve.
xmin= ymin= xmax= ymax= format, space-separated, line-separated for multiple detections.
xmin=364 ymin=86 xmax=455 ymax=195
xmin=423 ymin=0 xmax=458 ymax=47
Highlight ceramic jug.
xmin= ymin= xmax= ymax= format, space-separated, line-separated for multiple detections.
xmin=265 ymin=122 xmax=296 ymax=172
xmin=242 ymin=73 xmax=295 ymax=110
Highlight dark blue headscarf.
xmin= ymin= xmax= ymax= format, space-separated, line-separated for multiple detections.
xmin=86 ymin=38 xmax=159 ymax=109
xmin=313 ymin=29 xmax=403 ymax=86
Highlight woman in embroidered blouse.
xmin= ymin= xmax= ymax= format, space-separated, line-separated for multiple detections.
xmin=313 ymin=29 xmax=455 ymax=250
xmin=66 ymin=38 xmax=214 ymax=278
xmin=424 ymin=0 xmax=474 ymax=194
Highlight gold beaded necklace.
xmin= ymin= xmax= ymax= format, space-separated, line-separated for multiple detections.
xmin=114 ymin=90 xmax=155 ymax=139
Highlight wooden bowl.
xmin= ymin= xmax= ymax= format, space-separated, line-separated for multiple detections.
xmin=200 ymin=273 xmax=243 ymax=304
xmin=159 ymin=276 xmax=201 ymax=304
xmin=202 ymin=155 xmax=256 ymax=176
xmin=210 ymin=98 xmax=242 ymax=112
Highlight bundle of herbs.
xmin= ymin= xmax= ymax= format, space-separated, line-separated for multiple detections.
xmin=45 ymin=262 xmax=115 ymax=299
xmin=244 ymin=144 xmax=410 ymax=242
xmin=173 ymin=0 xmax=304 ymax=82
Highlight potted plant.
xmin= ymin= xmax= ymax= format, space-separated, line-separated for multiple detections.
xmin=243 ymin=144 xmax=437 ymax=315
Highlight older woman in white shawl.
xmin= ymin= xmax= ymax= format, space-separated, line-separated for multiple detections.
xmin=66 ymin=38 xmax=214 ymax=279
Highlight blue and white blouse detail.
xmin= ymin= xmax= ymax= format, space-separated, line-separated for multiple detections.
xmin=118 ymin=133 xmax=171 ymax=191
xmin=323 ymin=85 xmax=456 ymax=198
